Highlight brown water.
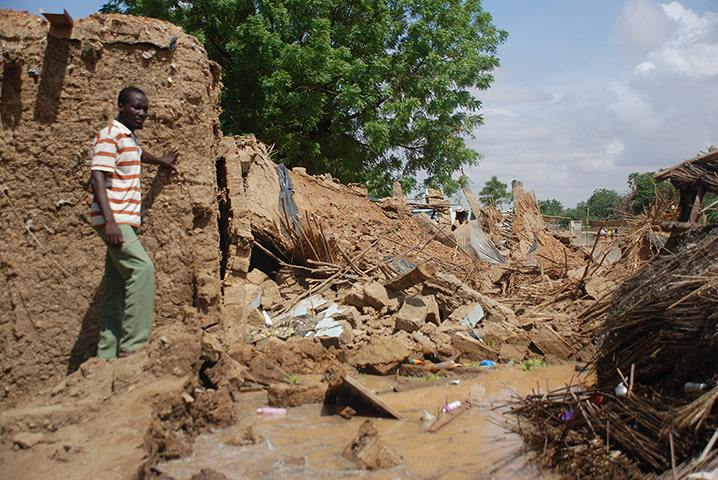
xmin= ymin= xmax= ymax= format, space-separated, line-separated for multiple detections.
xmin=159 ymin=364 xmax=587 ymax=479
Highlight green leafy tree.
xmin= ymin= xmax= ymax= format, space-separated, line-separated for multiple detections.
xmin=102 ymin=0 xmax=507 ymax=196
xmin=564 ymin=201 xmax=587 ymax=223
xmin=538 ymin=198 xmax=564 ymax=217
xmin=703 ymin=193 xmax=718 ymax=223
xmin=585 ymin=188 xmax=623 ymax=220
xmin=478 ymin=175 xmax=511 ymax=206
xmin=627 ymin=171 xmax=675 ymax=215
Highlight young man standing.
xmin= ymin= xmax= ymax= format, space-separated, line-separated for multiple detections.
xmin=90 ymin=86 xmax=179 ymax=359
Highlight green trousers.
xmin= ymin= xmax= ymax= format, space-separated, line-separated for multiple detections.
xmin=96 ymin=224 xmax=155 ymax=359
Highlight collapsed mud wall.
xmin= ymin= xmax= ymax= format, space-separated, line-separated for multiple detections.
xmin=0 ymin=11 xmax=223 ymax=403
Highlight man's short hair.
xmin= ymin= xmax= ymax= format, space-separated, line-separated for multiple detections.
xmin=118 ymin=86 xmax=146 ymax=106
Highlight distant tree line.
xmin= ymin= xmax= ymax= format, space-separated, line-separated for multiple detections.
xmin=476 ymin=171 xmax=714 ymax=225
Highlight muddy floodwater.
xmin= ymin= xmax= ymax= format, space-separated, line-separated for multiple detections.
xmin=159 ymin=365 xmax=587 ymax=479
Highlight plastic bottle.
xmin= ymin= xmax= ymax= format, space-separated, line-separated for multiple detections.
xmin=442 ymin=400 xmax=462 ymax=413
xmin=684 ymin=382 xmax=707 ymax=394
xmin=427 ymin=361 xmax=460 ymax=373
xmin=256 ymin=407 xmax=287 ymax=416
xmin=614 ymin=382 xmax=628 ymax=398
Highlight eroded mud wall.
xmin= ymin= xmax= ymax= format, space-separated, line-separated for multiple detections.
xmin=0 ymin=11 xmax=223 ymax=403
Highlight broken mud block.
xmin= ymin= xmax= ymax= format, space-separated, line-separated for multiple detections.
xmin=499 ymin=343 xmax=529 ymax=363
xmin=411 ymin=330 xmax=438 ymax=356
xmin=223 ymin=425 xmax=264 ymax=446
xmin=345 ymin=336 xmax=410 ymax=370
xmin=363 ymin=282 xmax=392 ymax=311
xmin=334 ymin=305 xmax=363 ymax=328
xmin=424 ymin=295 xmax=441 ymax=325
xmin=437 ymin=319 xmax=467 ymax=337
xmin=261 ymin=336 xmax=333 ymax=374
xmin=203 ymin=355 xmax=247 ymax=393
xmin=259 ymin=278 xmax=283 ymax=310
xmin=342 ymin=420 xmax=403 ymax=470
xmin=339 ymin=406 xmax=357 ymax=419
xmin=452 ymin=332 xmax=499 ymax=362
xmin=419 ymin=330 xmax=455 ymax=359
xmin=148 ymin=416 xmax=194 ymax=460
xmin=529 ymin=324 xmax=575 ymax=360
xmin=12 ymin=432 xmax=45 ymax=449
xmin=201 ymin=332 xmax=224 ymax=363
xmin=247 ymin=355 xmax=292 ymax=385
xmin=190 ymin=469 xmax=231 ymax=480
xmin=447 ymin=303 xmax=478 ymax=324
xmin=317 ymin=320 xmax=355 ymax=349
xmin=423 ymin=273 xmax=518 ymax=325
xmin=190 ymin=389 xmax=237 ymax=430
xmin=246 ymin=306 xmax=266 ymax=330
xmin=247 ymin=268 xmax=269 ymax=285
xmin=267 ymin=382 xmax=328 ymax=408
xmin=384 ymin=262 xmax=437 ymax=292
xmin=380 ymin=196 xmax=409 ymax=216
xmin=395 ymin=295 xmax=429 ymax=332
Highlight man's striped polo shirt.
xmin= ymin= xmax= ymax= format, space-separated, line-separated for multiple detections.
xmin=90 ymin=120 xmax=143 ymax=228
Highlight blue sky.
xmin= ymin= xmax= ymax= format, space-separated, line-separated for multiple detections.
xmin=5 ymin=0 xmax=718 ymax=207
xmin=473 ymin=0 xmax=718 ymax=206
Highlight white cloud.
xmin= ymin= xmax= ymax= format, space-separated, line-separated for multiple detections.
xmin=604 ymin=80 xmax=659 ymax=131
xmin=613 ymin=0 xmax=672 ymax=51
xmin=634 ymin=61 xmax=656 ymax=75
xmin=607 ymin=138 xmax=625 ymax=157
xmin=639 ymin=2 xmax=718 ymax=78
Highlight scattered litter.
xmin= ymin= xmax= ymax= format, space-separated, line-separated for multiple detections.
xmin=442 ymin=400 xmax=462 ymax=413
xmin=461 ymin=304 xmax=484 ymax=329
xmin=427 ymin=361 xmax=461 ymax=373
xmin=248 ymin=291 xmax=262 ymax=309
xmin=256 ymin=407 xmax=287 ymax=416
xmin=479 ymin=360 xmax=495 ymax=368
xmin=313 ymin=317 xmax=343 ymax=338
xmin=614 ymin=382 xmax=627 ymax=398
xmin=560 ymin=409 xmax=575 ymax=422
xmin=684 ymin=382 xmax=707 ymax=394
xmin=448 ymin=379 xmax=461 ymax=385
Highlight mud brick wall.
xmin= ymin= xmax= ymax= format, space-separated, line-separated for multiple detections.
xmin=0 ymin=11 xmax=223 ymax=403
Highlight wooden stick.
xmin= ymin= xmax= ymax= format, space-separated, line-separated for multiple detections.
xmin=669 ymin=431 xmax=677 ymax=480
xmin=628 ymin=363 xmax=635 ymax=397
xmin=426 ymin=406 xmax=466 ymax=433
xmin=699 ymin=427 xmax=718 ymax=462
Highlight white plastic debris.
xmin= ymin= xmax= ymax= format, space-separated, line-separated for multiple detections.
xmin=262 ymin=310 xmax=273 ymax=327
xmin=461 ymin=304 xmax=484 ymax=329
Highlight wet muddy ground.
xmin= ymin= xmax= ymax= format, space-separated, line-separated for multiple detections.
xmin=159 ymin=364 xmax=587 ymax=479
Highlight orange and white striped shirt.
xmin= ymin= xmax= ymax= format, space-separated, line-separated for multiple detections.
xmin=90 ymin=120 xmax=143 ymax=228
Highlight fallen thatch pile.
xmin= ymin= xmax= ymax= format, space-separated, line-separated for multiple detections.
xmin=510 ymin=225 xmax=718 ymax=478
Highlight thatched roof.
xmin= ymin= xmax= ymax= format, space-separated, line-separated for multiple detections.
xmin=510 ymin=226 xmax=718 ymax=478
xmin=654 ymin=147 xmax=718 ymax=192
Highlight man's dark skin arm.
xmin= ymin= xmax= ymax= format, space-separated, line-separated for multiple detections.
xmin=141 ymin=146 xmax=180 ymax=171
xmin=90 ymin=147 xmax=179 ymax=249
xmin=91 ymin=170 xmax=124 ymax=249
